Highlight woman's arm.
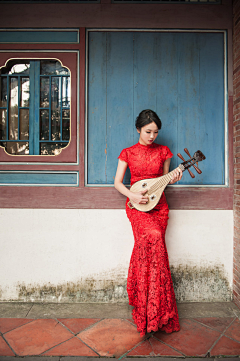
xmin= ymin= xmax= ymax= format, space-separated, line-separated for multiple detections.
xmin=163 ymin=158 xmax=182 ymax=184
xmin=114 ymin=159 xmax=149 ymax=204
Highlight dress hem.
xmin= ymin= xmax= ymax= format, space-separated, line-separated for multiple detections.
xmin=131 ymin=306 xmax=180 ymax=337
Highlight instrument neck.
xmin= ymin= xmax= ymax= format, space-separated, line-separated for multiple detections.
xmin=167 ymin=167 xmax=183 ymax=183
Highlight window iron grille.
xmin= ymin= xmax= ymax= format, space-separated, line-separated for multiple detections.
xmin=0 ymin=59 xmax=70 ymax=156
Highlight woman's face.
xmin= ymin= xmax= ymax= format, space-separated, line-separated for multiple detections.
xmin=137 ymin=122 xmax=159 ymax=146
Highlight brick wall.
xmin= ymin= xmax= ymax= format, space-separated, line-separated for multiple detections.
xmin=233 ymin=0 xmax=240 ymax=309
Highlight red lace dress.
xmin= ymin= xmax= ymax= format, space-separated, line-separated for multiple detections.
xmin=118 ymin=142 xmax=180 ymax=336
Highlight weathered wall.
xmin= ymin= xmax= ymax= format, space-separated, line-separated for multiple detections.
xmin=0 ymin=209 xmax=233 ymax=303
xmin=233 ymin=0 xmax=240 ymax=309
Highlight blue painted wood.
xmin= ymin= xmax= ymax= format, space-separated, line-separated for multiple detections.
xmin=60 ymin=76 xmax=63 ymax=141
xmin=106 ymin=32 xmax=134 ymax=185
xmin=39 ymin=140 xmax=68 ymax=143
xmin=0 ymin=171 xmax=78 ymax=186
xmin=0 ymin=31 xmax=79 ymax=44
xmin=155 ymin=33 xmax=179 ymax=171
xmin=33 ymin=61 xmax=40 ymax=155
xmin=6 ymin=73 xmax=9 ymax=140
xmin=49 ymin=75 xmax=52 ymax=142
xmin=133 ymin=33 xmax=158 ymax=117
xmin=87 ymin=31 xmax=225 ymax=185
xmin=1 ymin=139 xmax=29 ymax=142
xmin=177 ymin=33 xmax=202 ymax=185
xmin=29 ymin=61 xmax=35 ymax=155
xmin=198 ymin=32 xmax=225 ymax=185
xmin=17 ymin=76 xmax=21 ymax=140
xmin=87 ymin=32 xmax=107 ymax=184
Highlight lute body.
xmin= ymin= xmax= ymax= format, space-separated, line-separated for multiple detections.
xmin=128 ymin=166 xmax=183 ymax=212
xmin=128 ymin=150 xmax=206 ymax=212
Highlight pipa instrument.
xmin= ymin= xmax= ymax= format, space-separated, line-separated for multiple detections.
xmin=128 ymin=149 xmax=206 ymax=212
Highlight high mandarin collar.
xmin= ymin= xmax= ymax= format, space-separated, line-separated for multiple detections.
xmin=137 ymin=142 xmax=156 ymax=148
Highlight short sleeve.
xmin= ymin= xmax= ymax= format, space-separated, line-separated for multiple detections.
xmin=165 ymin=146 xmax=173 ymax=161
xmin=118 ymin=148 xmax=128 ymax=164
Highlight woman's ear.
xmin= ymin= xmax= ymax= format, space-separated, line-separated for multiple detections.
xmin=137 ymin=128 xmax=141 ymax=134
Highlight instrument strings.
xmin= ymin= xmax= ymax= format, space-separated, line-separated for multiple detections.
xmin=148 ymin=167 xmax=181 ymax=194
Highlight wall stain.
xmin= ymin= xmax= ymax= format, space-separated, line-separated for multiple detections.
xmin=2 ymin=264 xmax=232 ymax=303
xmin=171 ymin=264 xmax=231 ymax=302
xmin=17 ymin=277 xmax=128 ymax=303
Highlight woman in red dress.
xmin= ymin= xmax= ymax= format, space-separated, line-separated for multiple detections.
xmin=114 ymin=109 xmax=182 ymax=337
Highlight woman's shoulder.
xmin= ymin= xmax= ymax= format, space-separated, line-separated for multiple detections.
xmin=154 ymin=143 xmax=174 ymax=159
xmin=118 ymin=143 xmax=144 ymax=163
xmin=153 ymin=143 xmax=171 ymax=151
xmin=119 ymin=143 xmax=139 ymax=153
xmin=118 ymin=144 xmax=137 ymax=162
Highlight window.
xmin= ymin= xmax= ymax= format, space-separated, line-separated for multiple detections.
xmin=87 ymin=30 xmax=226 ymax=186
xmin=0 ymin=59 xmax=70 ymax=155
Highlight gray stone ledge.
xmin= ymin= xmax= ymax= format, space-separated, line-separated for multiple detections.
xmin=0 ymin=301 xmax=239 ymax=319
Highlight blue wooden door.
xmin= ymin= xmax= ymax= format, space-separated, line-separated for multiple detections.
xmin=87 ymin=31 xmax=225 ymax=186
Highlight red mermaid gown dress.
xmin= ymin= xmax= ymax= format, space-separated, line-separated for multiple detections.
xmin=118 ymin=142 xmax=180 ymax=336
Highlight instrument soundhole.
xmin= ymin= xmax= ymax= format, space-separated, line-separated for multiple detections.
xmin=150 ymin=194 xmax=156 ymax=201
xmin=142 ymin=182 xmax=147 ymax=188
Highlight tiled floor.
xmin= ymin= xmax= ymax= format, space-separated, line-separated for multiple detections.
xmin=0 ymin=316 xmax=240 ymax=358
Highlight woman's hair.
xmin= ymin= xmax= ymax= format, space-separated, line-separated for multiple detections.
xmin=135 ymin=109 xmax=162 ymax=130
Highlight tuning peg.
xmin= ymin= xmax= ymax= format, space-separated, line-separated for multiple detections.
xmin=184 ymin=148 xmax=202 ymax=174
xmin=177 ymin=153 xmax=195 ymax=178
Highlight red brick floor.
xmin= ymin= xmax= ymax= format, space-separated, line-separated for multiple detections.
xmin=0 ymin=317 xmax=240 ymax=358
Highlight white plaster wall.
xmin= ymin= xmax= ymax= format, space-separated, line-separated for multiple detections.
xmin=166 ymin=210 xmax=233 ymax=284
xmin=0 ymin=209 xmax=233 ymax=301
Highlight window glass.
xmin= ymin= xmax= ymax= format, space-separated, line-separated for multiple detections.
xmin=0 ymin=59 xmax=70 ymax=155
xmin=40 ymin=60 xmax=69 ymax=76
xmin=1 ymin=61 xmax=30 ymax=75
xmin=0 ymin=77 xmax=7 ymax=107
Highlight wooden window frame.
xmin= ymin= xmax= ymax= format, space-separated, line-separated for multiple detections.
xmin=0 ymin=51 xmax=78 ymax=164
xmin=0 ymin=59 xmax=71 ymax=156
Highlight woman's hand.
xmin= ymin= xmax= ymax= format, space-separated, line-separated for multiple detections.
xmin=169 ymin=169 xmax=183 ymax=184
xmin=130 ymin=190 xmax=149 ymax=204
